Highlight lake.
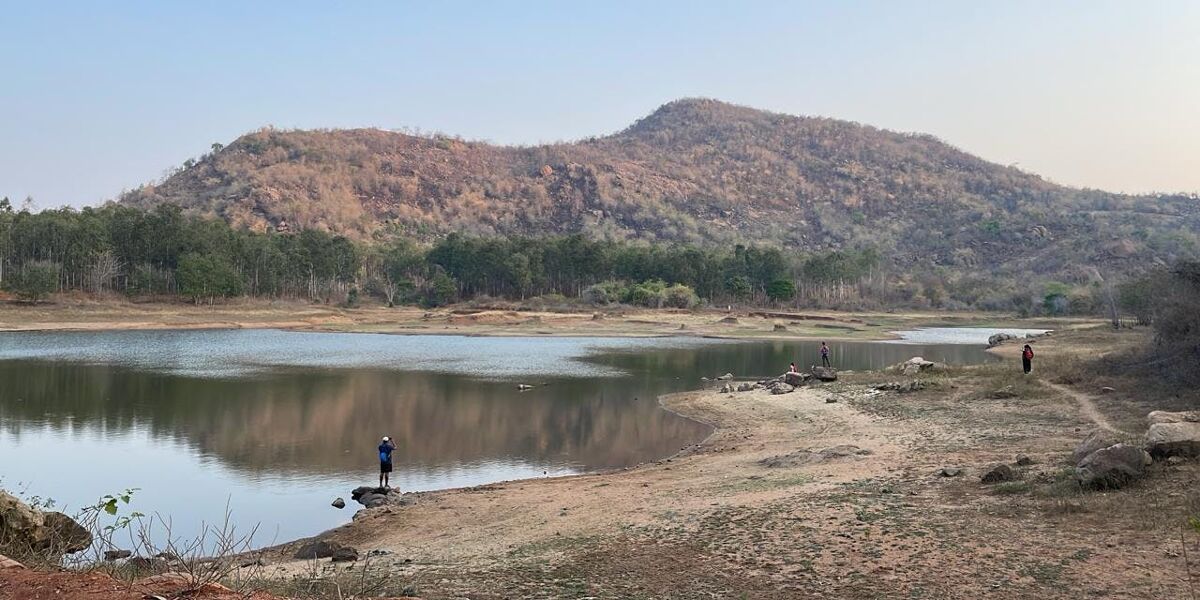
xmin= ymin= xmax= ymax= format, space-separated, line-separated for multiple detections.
xmin=0 ymin=328 xmax=1002 ymax=545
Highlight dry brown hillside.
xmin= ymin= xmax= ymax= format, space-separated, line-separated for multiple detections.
xmin=123 ymin=98 xmax=1199 ymax=279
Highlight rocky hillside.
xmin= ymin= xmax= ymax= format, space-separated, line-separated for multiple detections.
xmin=123 ymin=98 xmax=1199 ymax=279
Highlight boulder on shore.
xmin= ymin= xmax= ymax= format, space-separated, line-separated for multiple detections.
xmin=1145 ymin=417 xmax=1200 ymax=458
xmin=1076 ymin=443 xmax=1151 ymax=489
xmin=770 ymin=382 xmax=795 ymax=395
xmin=1072 ymin=429 xmax=1124 ymax=464
xmin=891 ymin=357 xmax=944 ymax=376
xmin=783 ymin=372 xmax=809 ymax=387
xmin=811 ymin=366 xmax=837 ymax=382
xmin=293 ymin=539 xmax=346 ymax=560
xmin=0 ymin=491 xmax=92 ymax=556
xmin=720 ymin=383 xmax=733 ymax=394
xmin=716 ymin=373 xmax=734 ymax=381
xmin=736 ymin=382 xmax=756 ymax=392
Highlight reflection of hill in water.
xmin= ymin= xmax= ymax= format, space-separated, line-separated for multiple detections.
xmin=0 ymin=362 xmax=710 ymax=476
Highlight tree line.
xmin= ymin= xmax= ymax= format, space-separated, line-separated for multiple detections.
xmin=0 ymin=200 xmax=890 ymax=307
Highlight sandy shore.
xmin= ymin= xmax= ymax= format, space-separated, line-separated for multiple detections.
xmin=220 ymin=327 xmax=1193 ymax=600
xmin=0 ymin=297 xmax=1072 ymax=342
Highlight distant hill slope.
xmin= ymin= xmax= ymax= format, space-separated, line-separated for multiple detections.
xmin=123 ymin=98 xmax=1198 ymax=279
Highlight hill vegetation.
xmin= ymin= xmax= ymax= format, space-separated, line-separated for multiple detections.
xmin=5 ymin=99 xmax=1198 ymax=312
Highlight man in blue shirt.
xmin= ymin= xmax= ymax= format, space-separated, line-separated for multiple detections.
xmin=378 ymin=436 xmax=395 ymax=488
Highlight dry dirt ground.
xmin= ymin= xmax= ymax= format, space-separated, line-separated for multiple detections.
xmin=223 ymin=328 xmax=1196 ymax=600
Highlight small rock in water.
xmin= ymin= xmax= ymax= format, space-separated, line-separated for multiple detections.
xmin=516 ymin=384 xmax=534 ymax=391
xmin=331 ymin=497 xmax=346 ymax=509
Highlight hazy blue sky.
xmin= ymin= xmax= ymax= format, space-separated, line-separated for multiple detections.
xmin=2 ymin=1 xmax=1198 ymax=208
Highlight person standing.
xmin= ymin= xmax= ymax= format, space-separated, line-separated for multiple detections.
xmin=378 ymin=436 xmax=395 ymax=488
xmin=789 ymin=362 xmax=798 ymax=373
xmin=820 ymin=342 xmax=831 ymax=368
xmin=1022 ymin=344 xmax=1034 ymax=375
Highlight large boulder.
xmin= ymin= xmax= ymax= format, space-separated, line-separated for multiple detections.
xmin=293 ymin=539 xmax=345 ymax=560
xmin=811 ymin=367 xmax=838 ymax=382
xmin=736 ymin=382 xmax=756 ymax=392
xmin=1076 ymin=443 xmax=1151 ymax=489
xmin=892 ymin=357 xmax=942 ymax=376
xmin=1146 ymin=421 xmax=1200 ymax=459
xmin=769 ymin=382 xmax=795 ymax=395
xmin=987 ymin=332 xmax=1018 ymax=347
xmin=783 ymin=372 xmax=808 ymax=387
xmin=0 ymin=492 xmax=91 ymax=555
xmin=0 ymin=554 xmax=24 ymax=570
xmin=42 ymin=512 xmax=92 ymax=554
xmin=1148 ymin=411 xmax=1200 ymax=425
xmin=1072 ymin=429 xmax=1124 ymax=464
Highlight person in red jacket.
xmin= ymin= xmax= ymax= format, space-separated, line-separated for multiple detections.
xmin=1022 ymin=344 xmax=1034 ymax=374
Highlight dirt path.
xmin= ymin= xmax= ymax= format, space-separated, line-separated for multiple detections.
xmin=1043 ymin=381 xmax=1129 ymax=434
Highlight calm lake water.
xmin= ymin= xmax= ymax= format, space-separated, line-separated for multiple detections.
xmin=0 ymin=329 xmax=997 ymax=544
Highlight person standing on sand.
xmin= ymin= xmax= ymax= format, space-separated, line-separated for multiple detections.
xmin=1022 ymin=344 xmax=1034 ymax=375
xmin=378 ymin=436 xmax=395 ymax=488
xmin=820 ymin=342 xmax=831 ymax=368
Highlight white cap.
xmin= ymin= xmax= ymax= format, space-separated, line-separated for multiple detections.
xmin=382 ymin=436 xmax=390 ymax=442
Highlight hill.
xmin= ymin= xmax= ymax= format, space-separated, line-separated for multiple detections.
xmin=123 ymin=98 xmax=1199 ymax=281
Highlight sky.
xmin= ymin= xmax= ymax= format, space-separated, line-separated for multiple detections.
xmin=2 ymin=0 xmax=1198 ymax=209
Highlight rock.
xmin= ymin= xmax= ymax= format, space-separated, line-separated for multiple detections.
xmin=720 ymin=384 xmax=733 ymax=394
xmin=1073 ymin=429 xmax=1124 ymax=464
xmin=294 ymin=540 xmax=345 ymax=560
xmin=1167 ymin=456 xmax=1186 ymax=466
xmin=0 ymin=492 xmax=91 ymax=555
xmin=1076 ymin=443 xmax=1151 ymax=489
xmin=893 ymin=356 xmax=938 ymax=376
xmin=736 ymin=382 xmax=756 ymax=392
xmin=987 ymin=332 xmax=1019 ymax=347
xmin=938 ymin=467 xmax=962 ymax=477
xmin=1147 ymin=411 xmax=1200 ymax=425
xmin=516 ymin=384 xmax=534 ymax=391
xmin=719 ymin=316 xmax=739 ymax=324
xmin=42 ymin=511 xmax=92 ymax=554
xmin=811 ymin=366 xmax=837 ymax=382
xmin=770 ymin=382 xmax=795 ymax=395
xmin=783 ymin=372 xmax=809 ymax=387
xmin=773 ymin=324 xmax=787 ymax=331
xmin=1014 ymin=455 xmax=1034 ymax=466
xmin=126 ymin=557 xmax=168 ymax=573
xmin=331 ymin=497 xmax=346 ymax=509
xmin=825 ymin=397 xmax=838 ymax=403
xmin=366 ymin=549 xmax=392 ymax=557
xmin=239 ymin=557 xmax=266 ymax=568
xmin=989 ymin=386 xmax=1019 ymax=399
xmin=591 ymin=313 xmax=603 ymax=321
xmin=330 ymin=547 xmax=359 ymax=563
xmin=1099 ymin=386 xmax=1116 ymax=394
xmin=358 ymin=493 xmax=388 ymax=508
xmin=0 ymin=554 xmax=24 ymax=570
xmin=980 ymin=464 xmax=1016 ymax=484
xmin=716 ymin=373 xmax=734 ymax=381
xmin=1146 ymin=421 xmax=1200 ymax=459
xmin=104 ymin=549 xmax=133 ymax=561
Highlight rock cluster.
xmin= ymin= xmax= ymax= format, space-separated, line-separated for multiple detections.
xmin=350 ymin=486 xmax=416 ymax=510
xmin=987 ymin=330 xmax=1051 ymax=348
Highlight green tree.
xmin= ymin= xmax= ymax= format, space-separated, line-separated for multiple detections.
xmin=5 ymin=260 xmax=59 ymax=303
xmin=424 ymin=271 xmax=457 ymax=307
xmin=766 ymin=279 xmax=796 ymax=302
xmin=176 ymin=254 xmax=243 ymax=304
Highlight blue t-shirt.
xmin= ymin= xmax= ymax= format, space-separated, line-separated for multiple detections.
xmin=378 ymin=443 xmax=393 ymax=463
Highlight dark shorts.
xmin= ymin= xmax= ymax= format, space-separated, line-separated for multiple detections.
xmin=380 ymin=461 xmax=393 ymax=473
